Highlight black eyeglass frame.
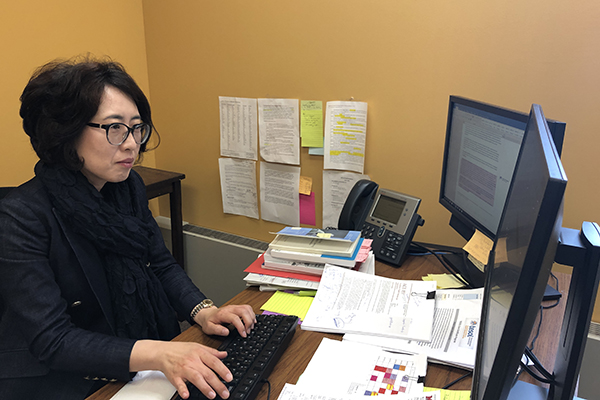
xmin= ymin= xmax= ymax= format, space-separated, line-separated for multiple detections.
xmin=86 ymin=122 xmax=152 ymax=146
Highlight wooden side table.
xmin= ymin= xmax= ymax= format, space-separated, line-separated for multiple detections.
xmin=133 ymin=166 xmax=186 ymax=268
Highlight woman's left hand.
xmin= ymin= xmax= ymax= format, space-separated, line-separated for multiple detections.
xmin=193 ymin=304 xmax=256 ymax=338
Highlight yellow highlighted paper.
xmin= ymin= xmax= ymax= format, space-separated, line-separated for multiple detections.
xmin=260 ymin=291 xmax=314 ymax=320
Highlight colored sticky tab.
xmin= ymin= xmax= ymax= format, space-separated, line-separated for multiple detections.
xmin=260 ymin=291 xmax=314 ymax=321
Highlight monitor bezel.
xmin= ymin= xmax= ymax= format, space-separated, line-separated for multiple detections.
xmin=470 ymin=104 xmax=567 ymax=400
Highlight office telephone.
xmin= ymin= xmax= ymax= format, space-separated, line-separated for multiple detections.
xmin=338 ymin=180 xmax=424 ymax=267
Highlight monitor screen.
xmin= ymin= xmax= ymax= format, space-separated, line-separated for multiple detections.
xmin=439 ymin=96 xmax=566 ymax=241
xmin=471 ymin=104 xmax=567 ymax=400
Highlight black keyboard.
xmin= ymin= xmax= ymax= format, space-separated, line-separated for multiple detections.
xmin=172 ymin=314 xmax=299 ymax=400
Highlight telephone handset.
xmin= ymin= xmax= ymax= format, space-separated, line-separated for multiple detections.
xmin=339 ymin=180 xmax=424 ymax=267
xmin=338 ymin=180 xmax=379 ymax=230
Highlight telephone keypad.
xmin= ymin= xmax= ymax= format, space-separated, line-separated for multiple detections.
xmin=361 ymin=222 xmax=404 ymax=261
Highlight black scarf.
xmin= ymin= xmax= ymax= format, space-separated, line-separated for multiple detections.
xmin=35 ymin=161 xmax=180 ymax=341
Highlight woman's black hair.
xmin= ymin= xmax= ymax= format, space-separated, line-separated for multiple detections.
xmin=19 ymin=56 xmax=158 ymax=170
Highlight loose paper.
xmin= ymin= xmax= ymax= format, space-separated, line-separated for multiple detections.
xmin=278 ymin=383 xmax=441 ymax=400
xmin=344 ymin=288 xmax=484 ymax=370
xmin=302 ymin=265 xmax=437 ymax=341
xmin=296 ymin=338 xmax=427 ymax=396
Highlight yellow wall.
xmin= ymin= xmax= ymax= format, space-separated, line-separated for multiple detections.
xmin=0 ymin=0 xmax=155 ymax=187
xmin=142 ymin=0 xmax=599 ymax=246
xmin=2 ymin=2 xmax=600 ymax=319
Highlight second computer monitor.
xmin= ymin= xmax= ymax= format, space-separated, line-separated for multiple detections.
xmin=438 ymin=96 xmax=566 ymax=287
xmin=439 ymin=95 xmax=566 ymax=242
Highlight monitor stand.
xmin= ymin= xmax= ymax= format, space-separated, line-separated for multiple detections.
xmin=442 ymin=251 xmax=562 ymax=301
xmin=442 ymin=252 xmax=485 ymax=288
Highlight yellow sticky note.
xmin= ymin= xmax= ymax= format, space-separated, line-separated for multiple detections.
xmin=301 ymin=100 xmax=323 ymax=148
xmin=424 ymin=387 xmax=471 ymax=400
xmin=463 ymin=229 xmax=493 ymax=269
xmin=299 ymin=176 xmax=313 ymax=195
xmin=495 ymin=236 xmax=509 ymax=263
xmin=425 ymin=273 xmax=466 ymax=289
xmin=260 ymin=291 xmax=314 ymax=320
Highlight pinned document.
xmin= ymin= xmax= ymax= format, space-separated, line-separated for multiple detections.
xmin=324 ymin=101 xmax=368 ymax=174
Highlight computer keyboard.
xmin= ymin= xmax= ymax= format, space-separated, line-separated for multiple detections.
xmin=172 ymin=314 xmax=299 ymax=400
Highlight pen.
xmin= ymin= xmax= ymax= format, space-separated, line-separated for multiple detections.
xmin=297 ymin=290 xmax=317 ymax=297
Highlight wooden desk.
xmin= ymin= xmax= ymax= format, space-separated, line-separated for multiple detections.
xmin=133 ymin=166 xmax=186 ymax=268
xmin=88 ymin=254 xmax=569 ymax=400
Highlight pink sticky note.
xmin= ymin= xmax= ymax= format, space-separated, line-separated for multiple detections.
xmin=299 ymin=192 xmax=316 ymax=226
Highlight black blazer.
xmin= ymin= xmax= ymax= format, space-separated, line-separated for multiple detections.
xmin=0 ymin=171 xmax=205 ymax=399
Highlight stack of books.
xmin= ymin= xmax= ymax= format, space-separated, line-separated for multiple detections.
xmin=244 ymin=227 xmax=372 ymax=291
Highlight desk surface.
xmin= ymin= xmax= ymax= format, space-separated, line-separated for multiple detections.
xmin=88 ymin=254 xmax=569 ymax=400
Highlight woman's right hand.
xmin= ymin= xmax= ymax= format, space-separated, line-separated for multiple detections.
xmin=130 ymin=340 xmax=232 ymax=400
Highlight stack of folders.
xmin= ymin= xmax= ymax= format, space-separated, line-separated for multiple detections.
xmin=243 ymin=227 xmax=372 ymax=291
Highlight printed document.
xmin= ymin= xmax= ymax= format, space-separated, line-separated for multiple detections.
xmin=218 ymin=158 xmax=259 ymax=219
xmin=278 ymin=383 xmax=441 ymax=400
xmin=259 ymin=98 xmax=300 ymax=165
xmin=322 ymin=170 xmax=370 ymax=229
xmin=324 ymin=101 xmax=368 ymax=173
xmin=219 ymin=96 xmax=258 ymax=160
xmin=302 ymin=265 xmax=437 ymax=341
xmin=260 ymin=161 xmax=300 ymax=226
xmin=296 ymin=338 xmax=427 ymax=396
xmin=344 ymin=288 xmax=484 ymax=370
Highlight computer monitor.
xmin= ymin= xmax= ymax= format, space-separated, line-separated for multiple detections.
xmin=471 ymin=104 xmax=567 ymax=400
xmin=439 ymin=95 xmax=566 ymax=287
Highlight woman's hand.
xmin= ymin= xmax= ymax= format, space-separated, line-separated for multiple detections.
xmin=194 ymin=304 xmax=256 ymax=338
xmin=130 ymin=340 xmax=232 ymax=399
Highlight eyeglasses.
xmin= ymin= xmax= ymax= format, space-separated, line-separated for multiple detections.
xmin=86 ymin=122 xmax=152 ymax=146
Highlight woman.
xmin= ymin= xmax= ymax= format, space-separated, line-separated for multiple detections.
xmin=0 ymin=57 xmax=255 ymax=400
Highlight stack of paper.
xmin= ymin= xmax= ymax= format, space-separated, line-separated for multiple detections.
xmin=266 ymin=227 xmax=370 ymax=269
xmin=302 ymin=265 xmax=437 ymax=342
xmin=243 ymin=250 xmax=376 ymax=292
xmin=343 ymin=288 xmax=484 ymax=370
xmin=261 ymin=228 xmax=373 ymax=279
xmin=269 ymin=228 xmax=361 ymax=257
